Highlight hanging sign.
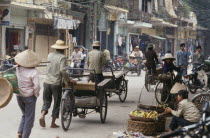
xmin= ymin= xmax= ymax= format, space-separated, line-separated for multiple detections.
xmin=0 ymin=6 xmax=10 ymax=26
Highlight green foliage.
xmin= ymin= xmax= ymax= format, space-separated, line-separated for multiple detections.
xmin=183 ymin=0 xmax=210 ymax=29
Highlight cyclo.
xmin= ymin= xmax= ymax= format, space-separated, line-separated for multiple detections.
xmin=124 ymin=55 xmax=143 ymax=76
xmin=60 ymin=68 xmax=111 ymax=131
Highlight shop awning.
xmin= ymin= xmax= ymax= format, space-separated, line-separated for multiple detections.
xmin=144 ymin=33 xmax=166 ymax=40
xmin=151 ymin=17 xmax=177 ymax=28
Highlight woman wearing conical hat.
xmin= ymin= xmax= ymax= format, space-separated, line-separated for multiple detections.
xmin=162 ymin=53 xmax=180 ymax=74
xmin=14 ymin=49 xmax=41 ymax=138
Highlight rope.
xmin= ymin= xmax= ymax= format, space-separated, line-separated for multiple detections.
xmin=138 ymin=84 xmax=145 ymax=103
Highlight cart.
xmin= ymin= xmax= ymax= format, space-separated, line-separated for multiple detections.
xmin=103 ymin=68 xmax=129 ymax=102
xmin=60 ymin=68 xmax=111 ymax=131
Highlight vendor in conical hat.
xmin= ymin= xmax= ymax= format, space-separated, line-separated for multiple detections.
xmin=162 ymin=53 xmax=180 ymax=74
xmin=15 ymin=49 xmax=41 ymax=138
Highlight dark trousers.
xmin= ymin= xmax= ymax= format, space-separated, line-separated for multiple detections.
xmin=89 ymin=73 xmax=104 ymax=83
xmin=17 ymin=96 xmax=37 ymax=138
xmin=147 ymin=67 xmax=157 ymax=75
xmin=169 ymin=116 xmax=194 ymax=131
xmin=42 ymin=83 xmax=62 ymax=118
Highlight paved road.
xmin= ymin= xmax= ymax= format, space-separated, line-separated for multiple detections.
xmin=0 ymin=71 xmax=196 ymax=138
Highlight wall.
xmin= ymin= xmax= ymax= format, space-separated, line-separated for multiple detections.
xmin=10 ymin=8 xmax=27 ymax=27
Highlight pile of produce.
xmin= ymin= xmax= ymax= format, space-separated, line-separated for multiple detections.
xmin=129 ymin=110 xmax=158 ymax=119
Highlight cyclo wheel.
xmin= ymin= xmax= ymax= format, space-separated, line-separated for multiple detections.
xmin=61 ymin=92 xmax=74 ymax=131
xmin=119 ymin=79 xmax=128 ymax=102
xmin=100 ymin=90 xmax=108 ymax=124
xmin=155 ymin=81 xmax=170 ymax=104
xmin=145 ymin=73 xmax=151 ymax=92
xmin=191 ymin=92 xmax=210 ymax=112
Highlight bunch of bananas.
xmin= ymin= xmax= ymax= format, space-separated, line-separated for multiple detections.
xmin=130 ymin=110 xmax=158 ymax=119
xmin=157 ymin=104 xmax=168 ymax=109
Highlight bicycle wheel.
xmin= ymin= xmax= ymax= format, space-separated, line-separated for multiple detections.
xmin=145 ymin=73 xmax=151 ymax=92
xmin=155 ymin=81 xmax=170 ymax=104
xmin=191 ymin=92 xmax=210 ymax=111
xmin=61 ymin=93 xmax=74 ymax=131
xmin=119 ymin=79 xmax=128 ymax=102
xmin=100 ymin=91 xmax=108 ymax=124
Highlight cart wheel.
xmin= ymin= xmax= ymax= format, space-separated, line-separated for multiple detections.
xmin=155 ymin=81 xmax=170 ymax=104
xmin=119 ymin=79 xmax=128 ymax=102
xmin=61 ymin=93 xmax=73 ymax=131
xmin=100 ymin=92 xmax=108 ymax=124
xmin=145 ymin=73 xmax=151 ymax=92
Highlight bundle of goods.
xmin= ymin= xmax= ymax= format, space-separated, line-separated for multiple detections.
xmin=158 ymin=74 xmax=172 ymax=81
xmin=128 ymin=105 xmax=166 ymax=136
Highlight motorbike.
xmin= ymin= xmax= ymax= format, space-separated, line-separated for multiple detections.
xmin=184 ymin=61 xmax=210 ymax=94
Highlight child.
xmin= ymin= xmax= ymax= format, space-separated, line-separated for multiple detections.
xmin=164 ymin=90 xmax=200 ymax=131
xmin=15 ymin=50 xmax=41 ymax=138
xmin=162 ymin=53 xmax=180 ymax=74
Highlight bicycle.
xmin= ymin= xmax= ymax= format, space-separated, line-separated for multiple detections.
xmin=192 ymin=90 xmax=210 ymax=112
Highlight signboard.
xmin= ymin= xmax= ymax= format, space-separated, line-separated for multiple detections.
xmin=13 ymin=45 xmax=19 ymax=50
xmin=54 ymin=16 xmax=80 ymax=29
xmin=0 ymin=6 xmax=10 ymax=26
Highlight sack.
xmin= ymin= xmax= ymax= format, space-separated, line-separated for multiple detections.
xmin=158 ymin=74 xmax=172 ymax=81
xmin=124 ymin=62 xmax=131 ymax=69
xmin=3 ymin=73 xmax=20 ymax=94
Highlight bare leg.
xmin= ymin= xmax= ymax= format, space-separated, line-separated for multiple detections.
xmin=50 ymin=117 xmax=59 ymax=128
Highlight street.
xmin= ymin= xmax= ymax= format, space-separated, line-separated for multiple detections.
xmin=0 ymin=70 xmax=161 ymax=138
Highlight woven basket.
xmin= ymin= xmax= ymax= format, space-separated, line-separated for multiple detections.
xmin=127 ymin=118 xmax=166 ymax=136
xmin=129 ymin=114 xmax=155 ymax=122
xmin=156 ymin=117 xmax=166 ymax=132
xmin=128 ymin=119 xmax=157 ymax=136
xmin=0 ymin=77 xmax=13 ymax=108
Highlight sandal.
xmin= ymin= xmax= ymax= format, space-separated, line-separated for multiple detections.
xmin=50 ymin=124 xmax=60 ymax=128
xmin=39 ymin=117 xmax=46 ymax=128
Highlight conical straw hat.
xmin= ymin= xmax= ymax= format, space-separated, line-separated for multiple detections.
xmin=0 ymin=78 xmax=13 ymax=109
xmin=170 ymin=83 xmax=187 ymax=94
xmin=162 ymin=53 xmax=175 ymax=61
xmin=15 ymin=49 xmax=41 ymax=68
xmin=51 ymin=40 xmax=69 ymax=49
xmin=129 ymin=54 xmax=135 ymax=57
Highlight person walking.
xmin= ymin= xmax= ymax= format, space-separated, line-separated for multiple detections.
xmin=15 ymin=49 xmax=41 ymax=138
xmin=176 ymin=43 xmax=189 ymax=76
xmin=102 ymin=48 xmax=111 ymax=65
xmin=39 ymin=40 xmax=76 ymax=128
xmin=145 ymin=44 xmax=159 ymax=75
xmin=192 ymin=46 xmax=205 ymax=69
xmin=87 ymin=41 xmax=105 ymax=83
xmin=80 ymin=46 xmax=87 ymax=70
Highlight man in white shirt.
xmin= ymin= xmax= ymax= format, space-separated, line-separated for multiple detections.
xmin=71 ymin=46 xmax=84 ymax=68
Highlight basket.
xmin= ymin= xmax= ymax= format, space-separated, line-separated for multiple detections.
xmin=0 ymin=67 xmax=19 ymax=94
xmin=127 ymin=119 xmax=157 ymax=136
xmin=0 ymin=78 xmax=13 ymax=108
xmin=127 ymin=118 xmax=166 ymax=136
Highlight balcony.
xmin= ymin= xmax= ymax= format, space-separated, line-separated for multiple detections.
xmin=128 ymin=11 xmax=152 ymax=23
